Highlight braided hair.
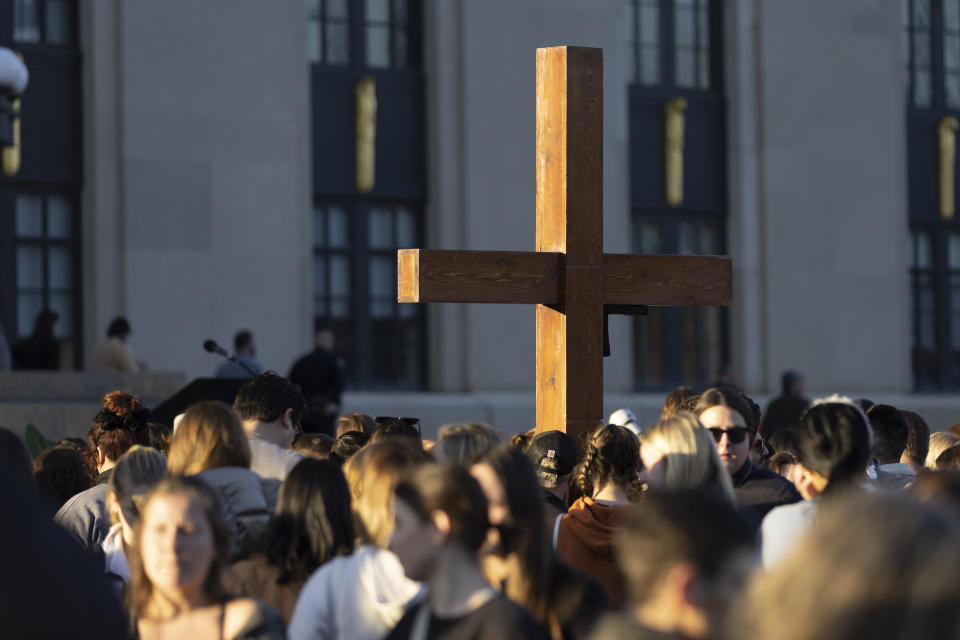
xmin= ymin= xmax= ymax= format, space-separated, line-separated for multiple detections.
xmin=87 ymin=390 xmax=151 ymax=463
xmin=573 ymin=424 xmax=641 ymax=500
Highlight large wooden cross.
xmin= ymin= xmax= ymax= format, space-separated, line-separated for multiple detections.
xmin=397 ymin=46 xmax=731 ymax=443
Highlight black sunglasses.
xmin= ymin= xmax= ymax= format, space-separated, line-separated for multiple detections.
xmin=707 ymin=427 xmax=749 ymax=444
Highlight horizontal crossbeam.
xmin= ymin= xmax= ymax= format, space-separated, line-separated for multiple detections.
xmin=398 ymin=249 xmax=732 ymax=308
xmin=398 ymin=249 xmax=561 ymax=304
xmin=603 ymin=254 xmax=732 ymax=306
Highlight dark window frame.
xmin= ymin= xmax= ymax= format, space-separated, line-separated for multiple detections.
xmin=629 ymin=211 xmax=730 ymax=391
xmin=6 ymin=0 xmax=78 ymax=48
xmin=627 ymin=0 xmax=723 ymax=93
xmin=308 ymin=0 xmax=422 ymax=70
xmin=312 ymin=198 xmax=427 ymax=391
xmin=2 ymin=187 xmax=82 ymax=367
xmin=905 ymin=0 xmax=960 ymax=390
xmin=627 ymin=0 xmax=729 ymax=391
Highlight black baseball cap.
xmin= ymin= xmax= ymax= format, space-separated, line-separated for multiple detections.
xmin=526 ymin=430 xmax=577 ymax=476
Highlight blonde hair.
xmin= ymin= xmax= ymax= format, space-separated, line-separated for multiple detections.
xmin=640 ymin=412 xmax=736 ymax=502
xmin=108 ymin=446 xmax=167 ymax=525
xmin=167 ymin=401 xmax=251 ymax=475
xmin=342 ymin=441 xmax=429 ymax=547
xmin=926 ymin=432 xmax=960 ymax=469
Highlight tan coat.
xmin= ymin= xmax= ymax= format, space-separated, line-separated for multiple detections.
xmin=222 ymin=553 xmax=305 ymax=624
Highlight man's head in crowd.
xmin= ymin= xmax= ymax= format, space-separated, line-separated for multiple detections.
xmin=739 ymin=492 xmax=960 ymax=640
xmin=661 ymin=386 xmax=696 ymax=419
xmin=617 ymin=490 xmax=753 ymax=639
xmin=693 ymin=387 xmax=756 ymax=475
xmin=526 ymin=430 xmax=577 ymax=501
xmin=106 ymin=316 xmax=131 ymax=341
xmin=233 ymin=372 xmax=307 ymax=448
xmin=900 ymin=409 xmax=930 ymax=473
xmin=865 ymin=404 xmax=909 ymax=465
xmin=792 ymin=398 xmax=872 ymax=499
xmin=781 ymin=370 xmax=805 ymax=396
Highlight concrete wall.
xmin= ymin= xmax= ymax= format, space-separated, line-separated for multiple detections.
xmin=728 ymin=0 xmax=910 ymax=393
xmin=81 ymin=1 xmax=313 ymax=380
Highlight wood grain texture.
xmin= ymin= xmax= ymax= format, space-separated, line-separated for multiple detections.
xmin=536 ymin=303 xmax=565 ymax=434
xmin=535 ymin=47 xmax=604 ymax=267
xmin=397 ymin=249 xmax=562 ymax=304
xmin=603 ymin=254 xmax=732 ymax=306
xmin=536 ymin=47 xmax=567 ymax=255
xmin=397 ymin=250 xmax=420 ymax=302
xmin=563 ymin=47 xmax=603 ymax=266
xmin=562 ymin=265 xmax=604 ymax=419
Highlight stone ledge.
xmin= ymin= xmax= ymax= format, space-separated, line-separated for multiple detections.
xmin=5 ymin=387 xmax=960 ymax=453
xmin=0 ymin=372 xmax=186 ymax=402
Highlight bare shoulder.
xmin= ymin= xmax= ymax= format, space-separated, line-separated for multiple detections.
xmin=223 ymin=598 xmax=262 ymax=638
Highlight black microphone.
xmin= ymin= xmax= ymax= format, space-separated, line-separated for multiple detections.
xmin=203 ymin=338 xmax=259 ymax=378
xmin=203 ymin=339 xmax=228 ymax=357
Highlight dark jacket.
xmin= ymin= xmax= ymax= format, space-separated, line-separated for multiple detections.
xmin=543 ymin=488 xmax=568 ymax=529
xmin=732 ymin=459 xmax=802 ymax=529
xmin=549 ymin=560 xmax=609 ymax=639
xmin=761 ymin=393 xmax=809 ymax=440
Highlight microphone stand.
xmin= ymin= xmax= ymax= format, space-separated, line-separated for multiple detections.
xmin=205 ymin=340 xmax=260 ymax=378
xmin=228 ymin=355 xmax=260 ymax=378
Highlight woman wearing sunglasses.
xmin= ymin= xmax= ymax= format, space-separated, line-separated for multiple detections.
xmin=693 ymin=388 xmax=801 ymax=529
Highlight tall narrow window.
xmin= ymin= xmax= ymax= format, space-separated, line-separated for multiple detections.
xmin=307 ymin=0 xmax=351 ymax=65
xmin=12 ymin=192 xmax=78 ymax=365
xmin=309 ymin=0 xmax=426 ymax=389
xmin=905 ymin=0 xmax=960 ymax=390
xmin=627 ymin=0 xmax=728 ymax=390
xmin=312 ymin=203 xmax=425 ymax=389
xmin=12 ymin=0 xmax=75 ymax=46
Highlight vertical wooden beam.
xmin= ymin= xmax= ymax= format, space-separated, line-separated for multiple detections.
xmin=535 ymin=46 xmax=604 ymax=444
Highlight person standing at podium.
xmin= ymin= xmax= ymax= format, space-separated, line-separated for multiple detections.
xmin=215 ymin=329 xmax=264 ymax=378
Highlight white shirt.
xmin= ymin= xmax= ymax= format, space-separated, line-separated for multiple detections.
xmin=288 ymin=545 xmax=423 ymax=640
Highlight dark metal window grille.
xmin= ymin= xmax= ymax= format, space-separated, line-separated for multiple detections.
xmin=312 ymin=201 xmax=425 ymax=390
xmin=631 ymin=214 xmax=728 ymax=390
xmin=627 ymin=0 xmax=719 ymax=91
xmin=308 ymin=0 xmax=418 ymax=69
xmin=12 ymin=0 xmax=75 ymax=46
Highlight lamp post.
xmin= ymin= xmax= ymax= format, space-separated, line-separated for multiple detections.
xmin=0 ymin=48 xmax=29 ymax=174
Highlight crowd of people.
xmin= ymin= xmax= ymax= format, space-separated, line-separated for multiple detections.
xmin=3 ymin=369 xmax=960 ymax=639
